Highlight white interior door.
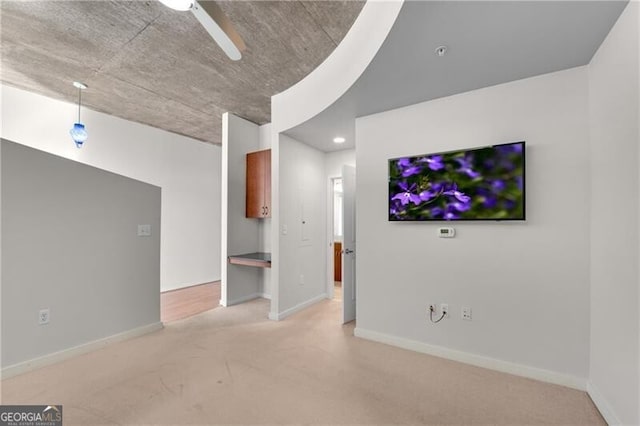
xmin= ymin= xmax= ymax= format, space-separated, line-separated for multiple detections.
xmin=342 ymin=165 xmax=356 ymax=324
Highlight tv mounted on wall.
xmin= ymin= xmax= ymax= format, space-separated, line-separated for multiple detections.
xmin=388 ymin=141 xmax=525 ymax=221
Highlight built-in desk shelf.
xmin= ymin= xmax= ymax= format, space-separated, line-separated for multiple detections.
xmin=228 ymin=252 xmax=271 ymax=268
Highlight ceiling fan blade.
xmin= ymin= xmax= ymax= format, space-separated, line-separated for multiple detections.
xmin=191 ymin=1 xmax=246 ymax=61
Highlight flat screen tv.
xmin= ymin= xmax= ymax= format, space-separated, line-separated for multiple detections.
xmin=388 ymin=141 xmax=525 ymax=221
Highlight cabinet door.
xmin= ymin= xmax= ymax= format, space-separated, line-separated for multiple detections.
xmin=262 ymin=149 xmax=271 ymax=217
xmin=246 ymin=150 xmax=264 ymax=218
xmin=246 ymin=149 xmax=271 ymax=218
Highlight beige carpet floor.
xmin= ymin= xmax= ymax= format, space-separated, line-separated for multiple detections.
xmin=0 ymin=298 xmax=604 ymax=425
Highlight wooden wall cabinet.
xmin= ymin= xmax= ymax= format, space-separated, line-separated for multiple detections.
xmin=246 ymin=149 xmax=271 ymax=218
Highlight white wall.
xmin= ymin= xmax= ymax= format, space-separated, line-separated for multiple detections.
xmin=588 ymin=2 xmax=640 ymax=424
xmin=1 ymin=140 xmax=161 ymax=368
xmin=1 ymin=85 xmax=221 ymax=292
xmin=221 ymin=113 xmax=262 ymax=306
xmin=275 ymin=134 xmax=327 ymax=318
xmin=355 ymin=67 xmax=591 ymax=388
xmin=0 ymin=134 xmax=4 ymax=373
xmin=325 ymin=149 xmax=356 ymax=179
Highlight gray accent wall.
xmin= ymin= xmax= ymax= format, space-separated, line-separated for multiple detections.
xmin=2 ymin=85 xmax=221 ymax=293
xmin=1 ymin=140 xmax=161 ymax=367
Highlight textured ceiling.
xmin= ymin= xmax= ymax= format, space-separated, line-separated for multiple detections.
xmin=0 ymin=0 xmax=365 ymax=144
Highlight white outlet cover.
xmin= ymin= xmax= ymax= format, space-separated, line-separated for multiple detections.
xmin=39 ymin=308 xmax=50 ymax=325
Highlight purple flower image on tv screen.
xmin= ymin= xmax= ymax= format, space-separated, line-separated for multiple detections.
xmin=388 ymin=141 xmax=525 ymax=221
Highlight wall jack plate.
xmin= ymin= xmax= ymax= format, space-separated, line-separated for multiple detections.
xmin=462 ymin=306 xmax=472 ymax=321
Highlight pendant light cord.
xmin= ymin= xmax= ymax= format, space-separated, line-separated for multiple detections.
xmin=77 ymin=87 xmax=82 ymax=122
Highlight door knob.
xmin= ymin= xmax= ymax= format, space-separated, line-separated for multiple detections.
xmin=344 ymin=248 xmax=354 ymax=254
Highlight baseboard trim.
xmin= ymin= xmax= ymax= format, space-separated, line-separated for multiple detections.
xmin=587 ymin=381 xmax=621 ymax=425
xmin=259 ymin=292 xmax=272 ymax=300
xmin=161 ymin=280 xmax=220 ymax=294
xmin=224 ymin=292 xmax=268 ymax=307
xmin=353 ymin=327 xmax=587 ymax=391
xmin=1 ymin=322 xmax=164 ymax=379
xmin=271 ymin=293 xmax=327 ymax=321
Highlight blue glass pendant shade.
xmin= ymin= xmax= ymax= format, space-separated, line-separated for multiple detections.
xmin=70 ymin=122 xmax=88 ymax=148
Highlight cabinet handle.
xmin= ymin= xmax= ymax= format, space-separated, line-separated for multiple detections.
xmin=261 ymin=206 xmax=265 ymax=216
xmin=265 ymin=206 xmax=269 ymax=216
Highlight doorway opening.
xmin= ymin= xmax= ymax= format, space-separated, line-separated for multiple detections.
xmin=331 ymin=177 xmax=343 ymax=302
xmin=328 ymin=165 xmax=356 ymax=324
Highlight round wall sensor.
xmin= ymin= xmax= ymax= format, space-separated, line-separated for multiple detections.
xmin=435 ymin=46 xmax=448 ymax=57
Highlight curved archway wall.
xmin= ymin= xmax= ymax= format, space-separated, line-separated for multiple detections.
xmin=268 ymin=1 xmax=404 ymax=319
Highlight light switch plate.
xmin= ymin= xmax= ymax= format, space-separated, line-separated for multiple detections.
xmin=137 ymin=224 xmax=151 ymax=237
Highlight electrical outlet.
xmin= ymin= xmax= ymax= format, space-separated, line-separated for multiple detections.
xmin=299 ymin=274 xmax=305 ymax=285
xmin=462 ymin=306 xmax=472 ymax=321
xmin=39 ymin=308 xmax=50 ymax=325
xmin=440 ymin=303 xmax=449 ymax=318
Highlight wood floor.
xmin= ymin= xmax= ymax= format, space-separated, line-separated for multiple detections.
xmin=160 ymin=281 xmax=220 ymax=322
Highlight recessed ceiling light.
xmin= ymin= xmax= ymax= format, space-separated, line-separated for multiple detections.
xmin=333 ymin=137 xmax=346 ymax=144
xmin=435 ymin=45 xmax=448 ymax=57
xmin=73 ymin=81 xmax=88 ymax=90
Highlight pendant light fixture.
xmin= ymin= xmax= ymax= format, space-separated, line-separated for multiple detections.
xmin=69 ymin=81 xmax=88 ymax=148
